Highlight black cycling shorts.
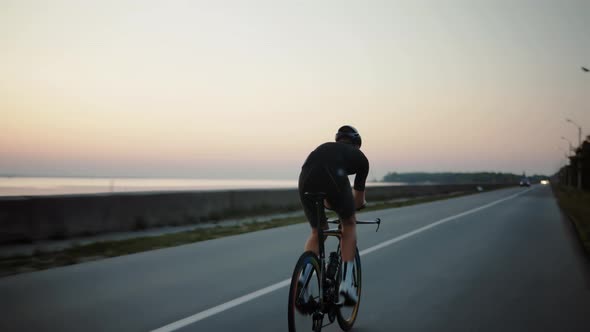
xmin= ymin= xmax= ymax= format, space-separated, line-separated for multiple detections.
xmin=298 ymin=166 xmax=355 ymax=228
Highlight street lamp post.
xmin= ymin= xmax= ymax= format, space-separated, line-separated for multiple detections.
xmin=576 ymin=66 xmax=588 ymax=189
xmin=566 ymin=118 xmax=582 ymax=147
xmin=558 ymin=148 xmax=571 ymax=185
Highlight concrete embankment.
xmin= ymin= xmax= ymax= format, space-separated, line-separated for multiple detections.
xmin=0 ymin=184 xmax=511 ymax=244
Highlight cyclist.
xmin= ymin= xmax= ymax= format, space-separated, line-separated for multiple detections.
xmin=298 ymin=125 xmax=369 ymax=305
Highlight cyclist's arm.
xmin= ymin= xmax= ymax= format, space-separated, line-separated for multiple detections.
xmin=352 ymin=150 xmax=369 ymax=210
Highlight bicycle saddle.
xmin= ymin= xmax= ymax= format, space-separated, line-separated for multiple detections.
xmin=304 ymin=192 xmax=327 ymax=202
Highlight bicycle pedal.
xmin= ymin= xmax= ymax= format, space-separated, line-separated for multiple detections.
xmin=328 ymin=306 xmax=337 ymax=323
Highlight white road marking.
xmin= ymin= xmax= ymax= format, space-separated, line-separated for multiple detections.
xmin=150 ymin=187 xmax=534 ymax=332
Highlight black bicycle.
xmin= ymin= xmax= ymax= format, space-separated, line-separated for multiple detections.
xmin=288 ymin=192 xmax=380 ymax=332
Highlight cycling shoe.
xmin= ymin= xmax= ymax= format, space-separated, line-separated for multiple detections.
xmin=338 ymin=279 xmax=358 ymax=306
xmin=295 ymin=281 xmax=317 ymax=315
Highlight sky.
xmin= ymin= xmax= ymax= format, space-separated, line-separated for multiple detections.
xmin=1 ymin=0 xmax=589 ymax=180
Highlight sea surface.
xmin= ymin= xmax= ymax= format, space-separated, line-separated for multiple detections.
xmin=0 ymin=177 xmax=403 ymax=197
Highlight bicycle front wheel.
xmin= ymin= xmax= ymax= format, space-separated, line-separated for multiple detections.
xmin=288 ymin=251 xmax=322 ymax=332
xmin=337 ymin=247 xmax=362 ymax=331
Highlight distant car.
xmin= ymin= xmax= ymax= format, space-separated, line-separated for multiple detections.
xmin=540 ymin=180 xmax=549 ymax=185
xmin=519 ymin=178 xmax=531 ymax=187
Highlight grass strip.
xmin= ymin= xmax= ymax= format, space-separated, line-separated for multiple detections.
xmin=552 ymin=185 xmax=590 ymax=255
xmin=0 ymin=189 xmax=491 ymax=277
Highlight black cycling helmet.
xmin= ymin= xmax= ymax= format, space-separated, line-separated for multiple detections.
xmin=335 ymin=125 xmax=362 ymax=148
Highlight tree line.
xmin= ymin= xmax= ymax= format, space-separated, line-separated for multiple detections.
xmin=557 ymin=136 xmax=590 ymax=190
xmin=382 ymin=172 xmax=548 ymax=184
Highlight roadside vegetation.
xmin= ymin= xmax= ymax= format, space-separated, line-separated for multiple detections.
xmin=0 ymin=189 xmax=492 ymax=277
xmin=552 ymin=185 xmax=590 ymax=255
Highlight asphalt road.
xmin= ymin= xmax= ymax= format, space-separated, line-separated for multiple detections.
xmin=1 ymin=185 xmax=589 ymax=331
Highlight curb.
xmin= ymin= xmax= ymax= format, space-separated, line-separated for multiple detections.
xmin=562 ymin=212 xmax=590 ymax=260
xmin=552 ymin=190 xmax=590 ymax=260
xmin=550 ymin=185 xmax=590 ymax=260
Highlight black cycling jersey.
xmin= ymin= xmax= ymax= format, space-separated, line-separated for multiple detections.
xmin=298 ymin=142 xmax=369 ymax=227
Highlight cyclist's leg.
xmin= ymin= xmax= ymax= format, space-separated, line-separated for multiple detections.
xmin=340 ymin=215 xmax=357 ymax=262
xmin=329 ymin=183 xmax=359 ymax=305
xmin=329 ymin=180 xmax=356 ymax=263
xmin=304 ymin=229 xmax=320 ymax=255
xmin=288 ymin=252 xmax=321 ymax=326
xmin=336 ymin=246 xmax=362 ymax=330
xmin=299 ymin=174 xmax=328 ymax=255
xmin=304 ymin=225 xmax=328 ymax=255
xmin=339 ymin=215 xmax=359 ymax=305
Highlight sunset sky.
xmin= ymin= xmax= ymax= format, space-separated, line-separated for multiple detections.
xmin=1 ymin=0 xmax=589 ymax=180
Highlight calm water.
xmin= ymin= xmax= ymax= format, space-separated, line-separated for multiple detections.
xmin=0 ymin=177 xmax=403 ymax=196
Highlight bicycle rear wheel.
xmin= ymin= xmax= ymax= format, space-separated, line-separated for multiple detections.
xmin=337 ymin=247 xmax=362 ymax=331
xmin=288 ymin=251 xmax=322 ymax=332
